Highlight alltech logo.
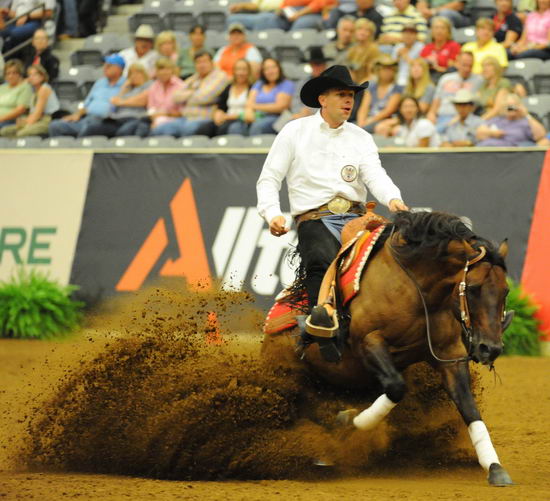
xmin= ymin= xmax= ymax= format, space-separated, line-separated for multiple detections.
xmin=212 ymin=207 xmax=297 ymax=296
xmin=116 ymin=179 xmax=211 ymax=291
xmin=0 ymin=227 xmax=57 ymax=267
xmin=116 ymin=178 xmax=297 ymax=297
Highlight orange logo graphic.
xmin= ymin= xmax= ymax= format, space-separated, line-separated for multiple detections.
xmin=116 ymin=178 xmax=211 ymax=291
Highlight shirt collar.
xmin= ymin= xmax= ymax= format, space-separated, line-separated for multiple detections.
xmin=315 ymin=110 xmax=345 ymax=135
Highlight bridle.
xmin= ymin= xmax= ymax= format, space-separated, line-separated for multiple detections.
xmin=388 ymin=227 xmax=490 ymax=364
xmin=458 ymin=246 xmax=487 ymax=358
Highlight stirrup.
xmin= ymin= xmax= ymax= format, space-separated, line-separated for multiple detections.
xmin=305 ymin=305 xmax=339 ymax=338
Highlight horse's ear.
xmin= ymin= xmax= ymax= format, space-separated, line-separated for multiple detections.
xmin=498 ymin=239 xmax=509 ymax=259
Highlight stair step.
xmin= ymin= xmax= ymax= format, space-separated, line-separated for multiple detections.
xmin=114 ymin=5 xmax=143 ymax=16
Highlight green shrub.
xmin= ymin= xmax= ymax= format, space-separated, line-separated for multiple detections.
xmin=0 ymin=269 xmax=84 ymax=339
xmin=503 ymin=279 xmax=542 ymax=356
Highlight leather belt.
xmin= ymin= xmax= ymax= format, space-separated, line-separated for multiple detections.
xmin=295 ymin=197 xmax=365 ymax=226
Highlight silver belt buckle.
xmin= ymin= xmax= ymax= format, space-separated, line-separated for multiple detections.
xmin=327 ymin=196 xmax=352 ymax=215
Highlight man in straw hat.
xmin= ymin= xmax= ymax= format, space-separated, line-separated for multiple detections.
xmin=256 ymin=65 xmax=408 ymax=338
xmin=118 ymin=24 xmax=159 ymax=77
xmin=440 ymin=89 xmax=483 ymax=147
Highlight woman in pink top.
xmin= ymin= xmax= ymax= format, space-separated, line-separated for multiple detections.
xmin=510 ymin=0 xmax=550 ymax=60
xmin=111 ymin=58 xmax=184 ymax=136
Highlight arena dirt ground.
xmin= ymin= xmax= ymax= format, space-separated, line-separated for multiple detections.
xmin=0 ymin=286 xmax=549 ymax=501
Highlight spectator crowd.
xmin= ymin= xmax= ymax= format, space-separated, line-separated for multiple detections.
xmin=1 ymin=0 xmax=550 ymax=147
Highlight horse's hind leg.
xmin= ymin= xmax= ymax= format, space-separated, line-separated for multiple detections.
xmin=347 ymin=331 xmax=407 ymax=430
xmin=438 ymin=361 xmax=513 ymax=486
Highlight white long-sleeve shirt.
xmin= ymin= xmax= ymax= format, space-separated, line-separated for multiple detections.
xmin=256 ymin=111 xmax=402 ymax=224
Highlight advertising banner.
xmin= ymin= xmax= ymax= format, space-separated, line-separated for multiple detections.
xmin=70 ymin=151 xmax=544 ymax=309
xmin=0 ymin=150 xmax=93 ymax=284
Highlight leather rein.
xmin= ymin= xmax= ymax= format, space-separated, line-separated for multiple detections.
xmin=388 ymin=227 xmax=488 ymax=364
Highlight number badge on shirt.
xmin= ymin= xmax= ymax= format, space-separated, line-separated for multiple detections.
xmin=341 ymin=165 xmax=358 ymax=183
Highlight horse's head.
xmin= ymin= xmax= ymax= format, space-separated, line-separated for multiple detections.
xmin=453 ymin=240 xmax=509 ymax=365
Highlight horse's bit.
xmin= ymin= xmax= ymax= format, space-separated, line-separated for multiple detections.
xmin=389 ymin=227 xmax=489 ymax=364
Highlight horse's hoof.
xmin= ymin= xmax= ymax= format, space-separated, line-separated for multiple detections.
xmin=335 ymin=408 xmax=358 ymax=427
xmin=488 ymin=463 xmax=514 ymax=486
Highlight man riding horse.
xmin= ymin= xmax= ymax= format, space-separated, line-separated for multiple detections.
xmin=256 ymin=65 xmax=408 ymax=337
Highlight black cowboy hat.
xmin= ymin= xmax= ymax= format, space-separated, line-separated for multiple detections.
xmin=300 ymin=65 xmax=369 ymax=108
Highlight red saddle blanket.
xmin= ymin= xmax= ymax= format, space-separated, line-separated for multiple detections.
xmin=264 ymin=224 xmax=386 ymax=335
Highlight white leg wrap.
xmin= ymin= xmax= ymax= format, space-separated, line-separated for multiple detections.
xmin=468 ymin=420 xmax=500 ymax=471
xmin=353 ymin=394 xmax=397 ymax=431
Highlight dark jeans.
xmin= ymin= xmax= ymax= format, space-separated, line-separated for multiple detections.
xmin=0 ymin=20 xmax=40 ymax=52
xmin=83 ymin=116 xmax=150 ymax=137
xmin=297 ymin=219 xmax=340 ymax=310
xmin=509 ymin=48 xmax=550 ymax=61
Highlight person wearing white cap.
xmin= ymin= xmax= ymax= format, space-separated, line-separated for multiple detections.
xmin=118 ymin=24 xmax=159 ymax=77
xmin=440 ymin=89 xmax=483 ymax=147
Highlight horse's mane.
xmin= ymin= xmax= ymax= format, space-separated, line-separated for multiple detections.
xmin=384 ymin=211 xmax=506 ymax=269
xmin=285 ymin=210 xmax=506 ymax=307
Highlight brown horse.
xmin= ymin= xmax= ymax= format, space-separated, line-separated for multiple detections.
xmin=262 ymin=211 xmax=513 ymax=486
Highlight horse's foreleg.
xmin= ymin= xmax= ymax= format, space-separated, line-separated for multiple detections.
xmin=352 ymin=331 xmax=406 ymax=431
xmin=438 ymin=361 xmax=513 ymax=486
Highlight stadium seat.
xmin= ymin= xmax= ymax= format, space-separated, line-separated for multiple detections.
xmin=249 ymin=29 xmax=286 ymax=48
xmin=506 ymin=58 xmax=540 ymax=94
xmin=243 ymin=134 xmax=276 ymax=147
xmin=144 ymin=136 xmax=179 ymax=147
xmin=110 ymin=136 xmax=145 ymax=147
xmin=319 ymin=29 xmax=336 ymax=44
xmin=44 ymin=137 xmax=78 ymax=148
xmin=525 ymin=95 xmax=550 ymax=118
xmin=52 ymin=79 xmax=84 ymax=102
xmin=13 ymin=136 xmax=44 ymax=148
xmin=80 ymin=81 xmax=96 ymax=98
xmin=83 ymin=33 xmax=128 ymax=53
xmin=211 ymin=134 xmax=246 ymax=147
xmin=372 ymin=134 xmax=399 ymax=148
xmin=70 ymin=50 xmax=105 ymax=67
xmin=78 ymin=136 xmax=111 ymax=148
xmin=205 ymin=30 xmax=227 ymax=51
xmin=144 ymin=0 xmax=176 ymax=10
xmin=273 ymin=45 xmax=304 ymax=64
xmin=282 ymin=62 xmax=310 ymax=81
xmin=165 ymin=8 xmax=196 ymax=33
xmin=197 ymin=10 xmax=226 ymax=31
xmin=533 ymin=60 xmax=550 ymax=94
xmin=454 ymin=26 xmax=476 ymax=44
xmin=289 ymin=29 xmax=321 ymax=51
xmin=179 ymin=135 xmax=211 ymax=147
xmin=128 ymin=12 xmax=164 ymax=33
xmin=469 ymin=0 xmax=496 ymax=23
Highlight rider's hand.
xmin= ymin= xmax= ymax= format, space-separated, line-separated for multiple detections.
xmin=389 ymin=199 xmax=409 ymax=212
xmin=269 ymin=216 xmax=289 ymax=237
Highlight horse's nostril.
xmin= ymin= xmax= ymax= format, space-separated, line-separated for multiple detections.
xmin=479 ymin=344 xmax=490 ymax=356
xmin=478 ymin=343 xmax=502 ymax=362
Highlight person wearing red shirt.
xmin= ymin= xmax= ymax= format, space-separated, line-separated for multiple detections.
xmin=420 ymin=16 xmax=461 ymax=77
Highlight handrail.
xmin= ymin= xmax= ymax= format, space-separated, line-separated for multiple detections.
xmin=1 ymin=3 xmax=48 ymax=30
xmin=1 ymin=3 xmax=49 ymax=59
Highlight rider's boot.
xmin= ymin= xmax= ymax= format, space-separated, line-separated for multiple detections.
xmin=304 ymin=304 xmax=341 ymax=363
xmin=305 ymin=304 xmax=338 ymax=338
